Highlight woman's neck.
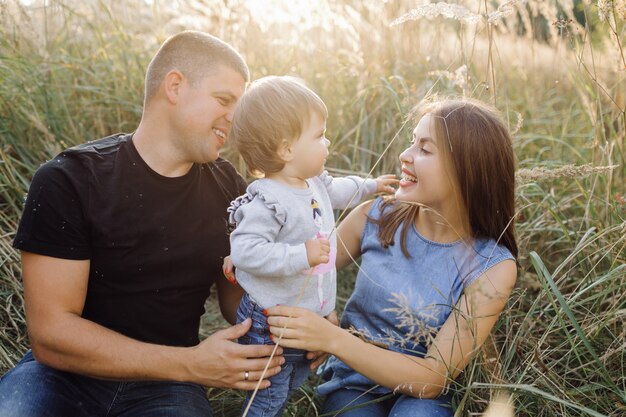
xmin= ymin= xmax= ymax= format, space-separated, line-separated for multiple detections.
xmin=413 ymin=205 xmax=469 ymax=243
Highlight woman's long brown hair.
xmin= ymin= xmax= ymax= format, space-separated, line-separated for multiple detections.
xmin=372 ymin=98 xmax=518 ymax=258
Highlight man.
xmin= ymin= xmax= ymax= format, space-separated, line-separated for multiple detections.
xmin=0 ymin=31 xmax=284 ymax=416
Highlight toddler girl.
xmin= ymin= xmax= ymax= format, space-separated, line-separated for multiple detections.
xmin=227 ymin=75 xmax=397 ymax=416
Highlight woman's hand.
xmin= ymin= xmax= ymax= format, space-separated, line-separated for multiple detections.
xmin=305 ymin=310 xmax=339 ymax=369
xmin=266 ymin=306 xmax=341 ymax=354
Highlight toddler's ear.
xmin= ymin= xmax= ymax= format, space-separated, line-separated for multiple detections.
xmin=277 ymin=139 xmax=294 ymax=162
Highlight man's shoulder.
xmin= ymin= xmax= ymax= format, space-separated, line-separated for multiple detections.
xmin=203 ymin=157 xmax=247 ymax=197
xmin=64 ymin=133 xmax=131 ymax=157
xmin=206 ymin=157 xmax=239 ymax=176
xmin=34 ymin=133 xmax=130 ymax=179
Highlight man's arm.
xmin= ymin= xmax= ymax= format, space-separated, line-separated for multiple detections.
xmin=215 ymin=270 xmax=244 ymax=325
xmin=22 ymin=251 xmax=284 ymax=388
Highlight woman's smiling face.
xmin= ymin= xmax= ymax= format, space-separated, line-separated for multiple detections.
xmin=396 ymin=113 xmax=456 ymax=211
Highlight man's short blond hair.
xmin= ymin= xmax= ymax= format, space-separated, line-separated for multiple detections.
xmin=230 ymin=76 xmax=328 ymax=177
xmin=144 ymin=31 xmax=249 ymax=105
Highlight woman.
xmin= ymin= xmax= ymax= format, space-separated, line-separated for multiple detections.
xmin=266 ymin=98 xmax=518 ymax=416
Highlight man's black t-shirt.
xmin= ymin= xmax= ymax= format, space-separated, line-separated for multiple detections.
xmin=13 ymin=133 xmax=247 ymax=347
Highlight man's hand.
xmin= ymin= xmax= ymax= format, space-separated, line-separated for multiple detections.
xmin=306 ymin=310 xmax=339 ymax=369
xmin=187 ymin=318 xmax=284 ymax=390
xmin=374 ymin=174 xmax=399 ymax=194
xmin=305 ymin=237 xmax=330 ymax=267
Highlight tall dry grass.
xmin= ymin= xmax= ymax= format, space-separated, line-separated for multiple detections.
xmin=1 ymin=0 xmax=624 ymax=416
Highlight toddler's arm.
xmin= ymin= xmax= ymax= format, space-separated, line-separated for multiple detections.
xmin=230 ymin=198 xmax=316 ymax=277
xmin=319 ymin=171 xmax=398 ymax=209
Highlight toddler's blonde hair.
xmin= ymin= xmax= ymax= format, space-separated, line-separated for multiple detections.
xmin=230 ymin=76 xmax=328 ymax=177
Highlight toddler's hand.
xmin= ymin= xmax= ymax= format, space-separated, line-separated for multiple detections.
xmin=305 ymin=237 xmax=331 ymax=267
xmin=222 ymin=255 xmax=237 ymax=285
xmin=374 ymin=174 xmax=399 ymax=194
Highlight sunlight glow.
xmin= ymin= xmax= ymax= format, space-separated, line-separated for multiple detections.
xmin=243 ymin=0 xmax=328 ymax=31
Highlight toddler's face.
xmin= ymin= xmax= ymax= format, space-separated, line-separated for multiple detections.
xmin=288 ymin=111 xmax=330 ymax=178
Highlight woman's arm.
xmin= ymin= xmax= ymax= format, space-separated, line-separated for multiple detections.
xmin=267 ymin=259 xmax=517 ymax=398
xmin=334 ymin=200 xmax=372 ymax=269
xmin=427 ymin=259 xmax=517 ymax=383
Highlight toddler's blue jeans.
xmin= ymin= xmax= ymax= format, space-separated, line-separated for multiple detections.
xmin=237 ymin=293 xmax=311 ymax=417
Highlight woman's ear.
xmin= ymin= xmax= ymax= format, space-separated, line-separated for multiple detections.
xmin=277 ymin=140 xmax=294 ymax=162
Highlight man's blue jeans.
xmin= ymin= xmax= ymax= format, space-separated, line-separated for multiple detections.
xmin=237 ymin=293 xmax=311 ymax=417
xmin=0 ymin=350 xmax=212 ymax=417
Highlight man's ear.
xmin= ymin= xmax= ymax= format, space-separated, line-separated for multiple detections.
xmin=163 ymin=70 xmax=184 ymax=104
xmin=277 ymin=140 xmax=294 ymax=162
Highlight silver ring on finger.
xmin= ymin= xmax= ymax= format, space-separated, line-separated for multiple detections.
xmin=244 ymin=370 xmax=250 ymax=381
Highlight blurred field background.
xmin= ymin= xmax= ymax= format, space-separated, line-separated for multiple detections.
xmin=0 ymin=0 xmax=624 ymax=416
